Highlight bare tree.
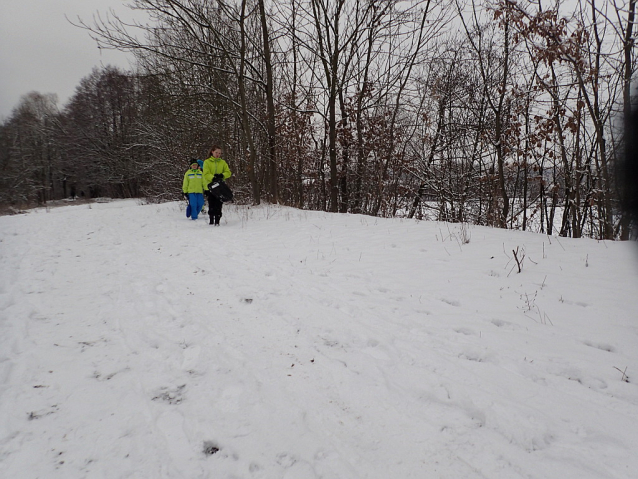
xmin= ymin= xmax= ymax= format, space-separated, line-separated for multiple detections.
xmin=0 ymin=92 xmax=60 ymax=205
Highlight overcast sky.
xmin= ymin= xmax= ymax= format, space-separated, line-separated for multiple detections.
xmin=0 ymin=0 xmax=136 ymax=120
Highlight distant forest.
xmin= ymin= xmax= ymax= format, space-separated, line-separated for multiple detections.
xmin=1 ymin=0 xmax=636 ymax=239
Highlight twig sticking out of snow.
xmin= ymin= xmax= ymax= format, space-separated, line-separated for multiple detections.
xmin=613 ymin=366 xmax=630 ymax=383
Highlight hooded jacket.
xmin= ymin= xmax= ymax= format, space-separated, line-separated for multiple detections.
xmin=203 ymin=156 xmax=232 ymax=188
xmin=182 ymin=167 xmax=207 ymax=194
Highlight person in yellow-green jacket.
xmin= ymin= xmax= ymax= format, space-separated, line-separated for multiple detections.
xmin=203 ymin=145 xmax=232 ymax=226
xmin=182 ymin=159 xmax=206 ymax=220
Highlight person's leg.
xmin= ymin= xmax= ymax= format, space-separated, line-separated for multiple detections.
xmin=188 ymin=193 xmax=196 ymax=219
xmin=192 ymin=194 xmax=204 ymax=220
xmin=189 ymin=193 xmax=198 ymax=220
xmin=211 ymin=196 xmax=223 ymax=225
xmin=207 ymin=192 xmax=215 ymax=224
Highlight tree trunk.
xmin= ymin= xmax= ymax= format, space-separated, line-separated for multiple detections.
xmin=258 ymin=0 xmax=278 ymax=204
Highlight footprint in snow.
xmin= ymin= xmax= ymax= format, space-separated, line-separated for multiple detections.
xmin=454 ymin=328 xmax=477 ymax=336
xmin=203 ymin=441 xmax=220 ymax=456
xmin=152 ymin=385 xmax=186 ymax=405
xmin=440 ymin=298 xmax=461 ymax=307
xmin=276 ymin=453 xmax=297 ymax=468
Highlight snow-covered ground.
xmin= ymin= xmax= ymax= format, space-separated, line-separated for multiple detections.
xmin=1 ymin=199 xmax=637 ymax=479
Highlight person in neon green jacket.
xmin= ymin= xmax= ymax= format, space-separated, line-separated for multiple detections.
xmin=182 ymin=160 xmax=206 ymax=220
xmin=203 ymin=145 xmax=232 ymax=226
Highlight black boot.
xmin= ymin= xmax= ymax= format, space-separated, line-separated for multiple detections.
xmin=214 ymin=215 xmax=221 ymax=226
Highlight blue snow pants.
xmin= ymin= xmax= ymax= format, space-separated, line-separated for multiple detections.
xmin=188 ymin=193 xmax=205 ymax=220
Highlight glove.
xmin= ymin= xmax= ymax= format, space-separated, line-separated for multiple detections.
xmin=213 ymin=174 xmax=224 ymax=181
xmin=182 ymin=192 xmax=188 ymax=199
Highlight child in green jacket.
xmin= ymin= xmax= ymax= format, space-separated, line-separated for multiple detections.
xmin=203 ymin=146 xmax=232 ymax=225
xmin=182 ymin=160 xmax=206 ymax=220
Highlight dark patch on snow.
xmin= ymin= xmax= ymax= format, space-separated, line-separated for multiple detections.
xmin=583 ymin=340 xmax=615 ymax=353
xmin=152 ymin=385 xmax=186 ymax=405
xmin=27 ymin=405 xmax=58 ymax=420
xmin=203 ymin=441 xmax=220 ymax=456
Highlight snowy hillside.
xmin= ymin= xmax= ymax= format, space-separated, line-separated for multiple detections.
xmin=1 ymin=200 xmax=637 ymax=479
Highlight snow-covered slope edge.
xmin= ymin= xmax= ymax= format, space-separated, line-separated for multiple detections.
xmin=1 ymin=200 xmax=637 ymax=479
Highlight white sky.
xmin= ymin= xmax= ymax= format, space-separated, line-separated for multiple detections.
xmin=0 ymin=0 xmax=136 ymax=120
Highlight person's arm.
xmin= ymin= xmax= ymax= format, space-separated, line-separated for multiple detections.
xmin=182 ymin=171 xmax=190 ymax=193
xmin=200 ymin=172 xmax=207 ymax=194
xmin=202 ymin=160 xmax=213 ymax=187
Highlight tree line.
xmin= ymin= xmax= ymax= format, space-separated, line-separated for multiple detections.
xmin=1 ymin=0 xmax=635 ymax=239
